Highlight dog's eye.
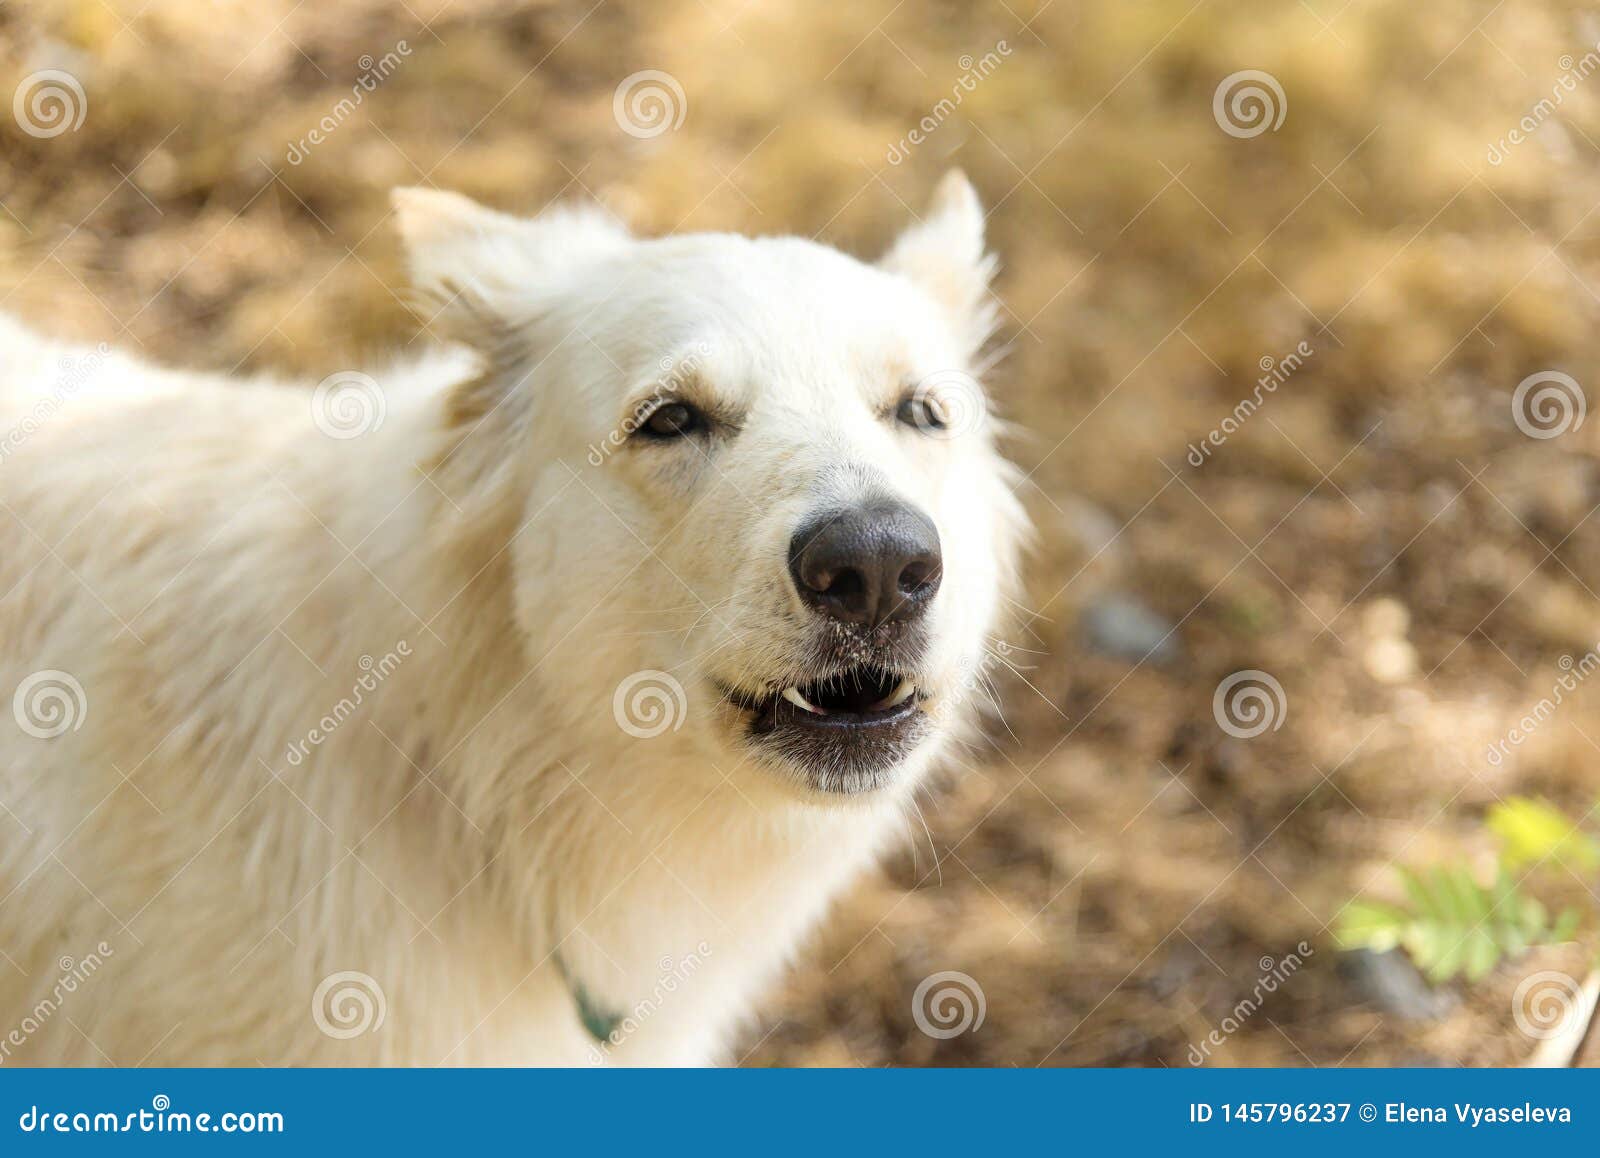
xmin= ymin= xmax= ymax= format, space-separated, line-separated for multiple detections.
xmin=895 ymin=395 xmax=948 ymax=432
xmin=639 ymin=401 xmax=703 ymax=440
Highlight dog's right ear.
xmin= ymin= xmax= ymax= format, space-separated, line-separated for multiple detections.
xmin=395 ymin=190 xmax=631 ymax=536
xmin=391 ymin=187 xmax=630 ymax=346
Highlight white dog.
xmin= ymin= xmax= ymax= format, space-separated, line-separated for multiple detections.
xmin=0 ymin=171 xmax=1024 ymax=1065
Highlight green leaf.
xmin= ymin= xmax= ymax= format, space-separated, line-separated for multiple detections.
xmin=1463 ymin=929 xmax=1500 ymax=981
xmin=1340 ymin=860 xmax=1583 ymax=984
xmin=1398 ymin=866 xmax=1436 ymax=914
xmin=1552 ymin=907 xmax=1582 ymax=944
xmin=1334 ymin=900 xmax=1408 ymax=953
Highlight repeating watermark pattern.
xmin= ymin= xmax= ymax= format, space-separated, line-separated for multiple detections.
xmin=1511 ymin=970 xmax=1588 ymax=1041
xmin=286 ymin=42 xmax=411 ymax=165
xmin=0 ymin=943 xmax=114 ymax=1065
xmin=1187 ymin=942 xmax=1313 ymax=1065
xmin=1486 ymin=646 xmax=1599 ymax=767
xmin=612 ymin=670 xmax=688 ymax=739
xmin=1488 ymin=45 xmax=1600 ymax=165
xmin=949 ymin=639 xmax=1017 ymax=712
xmin=612 ymin=70 xmax=686 ymax=139
xmin=1187 ymin=340 xmax=1312 ymax=466
xmin=12 ymin=669 xmax=88 ymax=740
xmin=907 ymin=369 xmax=987 ymax=439
xmin=583 ymin=942 xmax=713 ymax=1063
xmin=587 ymin=342 xmax=714 ymax=466
xmin=911 ymin=970 xmax=986 ymax=1039
xmin=886 ymin=40 xmax=1014 ymax=165
xmin=1212 ymin=669 xmax=1286 ymax=738
xmin=311 ymin=370 xmax=386 ymax=439
xmin=1212 ymin=69 xmax=1286 ymax=138
xmin=283 ymin=642 xmax=411 ymax=767
xmin=1511 ymin=370 xmax=1584 ymax=439
xmin=311 ymin=971 xmax=386 ymax=1039
xmin=12 ymin=69 xmax=87 ymax=138
xmin=0 ymin=343 xmax=110 ymax=465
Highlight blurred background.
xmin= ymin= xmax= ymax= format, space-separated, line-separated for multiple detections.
xmin=4 ymin=0 xmax=1600 ymax=1065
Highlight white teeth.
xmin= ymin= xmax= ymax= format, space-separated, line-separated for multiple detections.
xmin=781 ymin=679 xmax=917 ymax=715
xmin=872 ymin=679 xmax=917 ymax=711
xmin=782 ymin=686 xmax=824 ymax=714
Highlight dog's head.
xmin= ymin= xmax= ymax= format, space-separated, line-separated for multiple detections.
xmin=396 ymin=173 xmax=1025 ymax=799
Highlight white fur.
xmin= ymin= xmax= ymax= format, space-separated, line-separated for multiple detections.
xmin=0 ymin=173 xmax=1024 ymax=1065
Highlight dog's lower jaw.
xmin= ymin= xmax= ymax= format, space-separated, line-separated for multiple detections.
xmin=711 ymin=671 xmax=941 ymax=798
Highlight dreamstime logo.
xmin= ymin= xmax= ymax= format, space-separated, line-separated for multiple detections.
xmin=0 ymin=941 xmax=114 ymax=1065
xmin=1486 ymin=646 xmax=1600 ymax=767
xmin=583 ymin=941 xmax=714 ymax=1063
xmin=587 ymin=341 xmax=714 ymax=466
xmin=612 ymin=70 xmax=686 ymax=139
xmin=1488 ymin=45 xmax=1600 ymax=165
xmin=1212 ymin=70 xmax=1286 ymax=139
xmin=286 ymin=40 xmax=411 ymax=165
xmin=908 ymin=370 xmax=987 ymax=439
xmin=1512 ymin=970 xmax=1587 ymax=1041
xmin=1187 ymin=340 xmax=1313 ymax=466
xmin=1 ymin=342 xmax=110 ymax=465
xmin=312 ymin=371 xmax=386 ymax=439
xmin=283 ymin=641 xmax=412 ymax=768
xmin=1511 ymin=370 xmax=1584 ymax=439
xmin=12 ymin=669 xmax=87 ymax=739
xmin=1187 ymin=942 xmax=1314 ymax=1065
xmin=911 ymin=970 xmax=986 ymax=1039
xmin=311 ymin=971 xmax=386 ymax=1039
xmin=12 ymin=69 xmax=87 ymax=138
xmin=612 ymin=670 xmax=687 ymax=739
xmin=1212 ymin=669 xmax=1286 ymax=738
xmin=949 ymin=638 xmax=1017 ymax=712
xmin=886 ymin=39 xmax=1014 ymax=165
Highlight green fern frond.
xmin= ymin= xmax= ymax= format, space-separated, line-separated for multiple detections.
xmin=1336 ymin=864 xmax=1579 ymax=983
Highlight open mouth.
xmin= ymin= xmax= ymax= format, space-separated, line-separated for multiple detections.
xmin=726 ymin=664 xmax=920 ymax=729
xmin=718 ymin=664 xmax=930 ymax=794
xmin=776 ymin=667 xmax=919 ymax=722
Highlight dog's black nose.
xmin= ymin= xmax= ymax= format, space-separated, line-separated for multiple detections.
xmin=788 ymin=500 xmax=942 ymax=627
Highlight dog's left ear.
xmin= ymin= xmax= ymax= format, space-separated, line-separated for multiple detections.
xmin=393 ymin=189 xmax=631 ymax=536
xmin=878 ymin=170 xmax=997 ymax=357
xmin=391 ymin=187 xmax=630 ymax=346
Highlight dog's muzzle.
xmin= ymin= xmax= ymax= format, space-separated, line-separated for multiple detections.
xmin=717 ymin=498 xmax=944 ymax=795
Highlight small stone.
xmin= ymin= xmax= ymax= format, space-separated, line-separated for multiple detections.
xmin=1081 ymin=593 xmax=1180 ymax=665
xmin=1340 ymin=948 xmax=1456 ymax=1021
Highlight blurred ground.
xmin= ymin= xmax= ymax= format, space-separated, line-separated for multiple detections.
xmin=3 ymin=0 xmax=1599 ymax=1065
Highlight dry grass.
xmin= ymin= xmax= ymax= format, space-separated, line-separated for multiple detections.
xmin=4 ymin=0 xmax=1599 ymax=1065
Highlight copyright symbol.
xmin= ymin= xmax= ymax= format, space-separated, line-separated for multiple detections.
xmin=1359 ymin=1103 xmax=1377 ymax=1122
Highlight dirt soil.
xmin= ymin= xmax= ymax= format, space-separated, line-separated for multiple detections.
xmin=3 ymin=0 xmax=1598 ymax=1065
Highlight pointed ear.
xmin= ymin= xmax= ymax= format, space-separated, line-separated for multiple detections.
xmin=394 ymin=189 xmax=631 ymax=536
xmin=878 ymin=170 xmax=997 ymax=357
xmin=391 ymin=187 xmax=630 ymax=345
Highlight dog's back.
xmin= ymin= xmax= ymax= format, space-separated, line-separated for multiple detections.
xmin=0 ymin=320 xmax=557 ymax=1064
